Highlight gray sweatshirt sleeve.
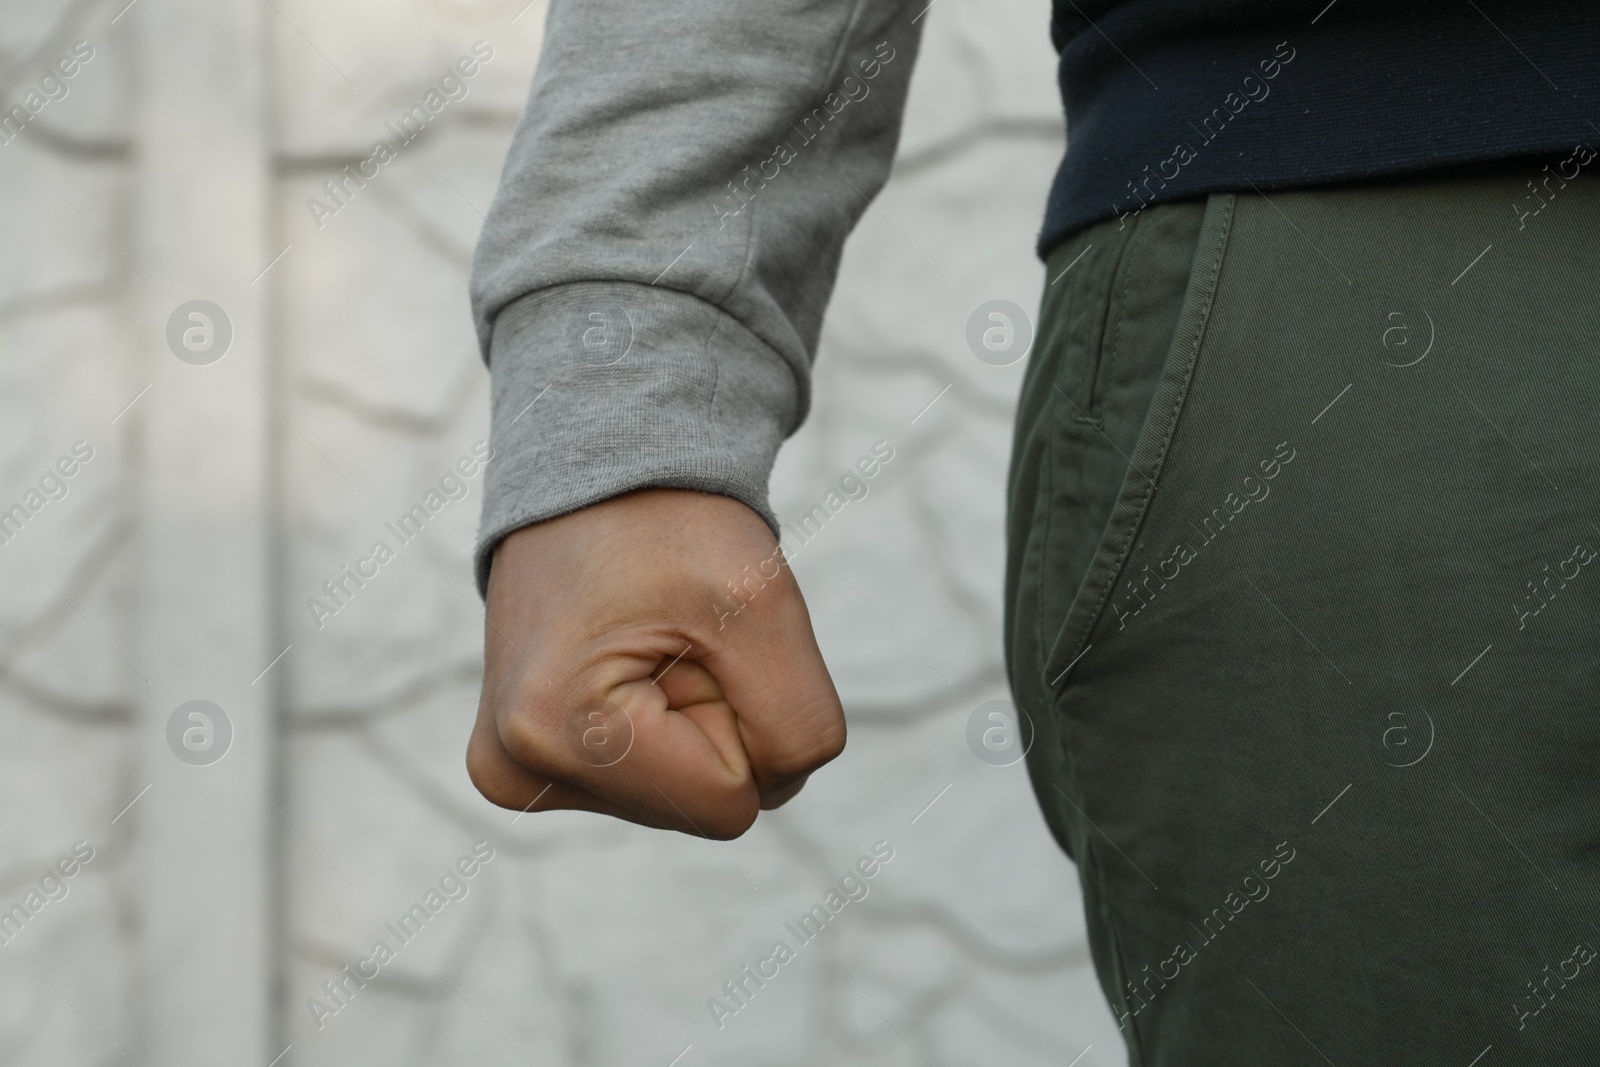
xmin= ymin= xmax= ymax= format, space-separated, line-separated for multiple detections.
xmin=469 ymin=0 xmax=927 ymax=593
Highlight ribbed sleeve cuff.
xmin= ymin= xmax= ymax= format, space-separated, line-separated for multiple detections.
xmin=474 ymin=281 xmax=800 ymax=595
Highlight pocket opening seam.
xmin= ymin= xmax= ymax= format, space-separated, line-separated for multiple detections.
xmin=1043 ymin=193 xmax=1238 ymax=688
xmin=1095 ymin=216 xmax=1153 ymax=415
xmin=1083 ymin=214 xmax=1143 ymax=419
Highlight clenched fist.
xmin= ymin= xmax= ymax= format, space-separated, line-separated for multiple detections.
xmin=467 ymin=489 xmax=845 ymax=839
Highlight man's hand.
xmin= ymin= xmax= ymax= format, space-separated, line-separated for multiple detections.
xmin=467 ymin=488 xmax=845 ymax=839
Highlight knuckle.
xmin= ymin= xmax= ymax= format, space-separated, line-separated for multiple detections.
xmin=465 ymin=736 xmax=528 ymax=811
xmin=498 ymin=706 xmax=565 ymax=770
xmin=765 ymin=699 xmax=847 ymax=781
xmin=491 ymin=674 xmax=584 ymax=768
xmin=811 ymin=712 xmax=847 ymax=764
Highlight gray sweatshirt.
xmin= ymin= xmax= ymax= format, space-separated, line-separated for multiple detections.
xmin=469 ymin=0 xmax=927 ymax=593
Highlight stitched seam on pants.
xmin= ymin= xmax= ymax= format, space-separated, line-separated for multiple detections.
xmin=1031 ymin=228 xmax=1095 ymax=668
xmin=1095 ymin=214 xmax=1152 ymax=416
xmin=1045 ymin=193 xmax=1237 ymax=685
xmin=1033 ymin=387 xmax=1060 ymax=668
xmin=1073 ymin=213 xmax=1140 ymax=426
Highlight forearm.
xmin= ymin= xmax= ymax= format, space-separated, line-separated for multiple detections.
xmin=470 ymin=0 xmax=926 ymax=592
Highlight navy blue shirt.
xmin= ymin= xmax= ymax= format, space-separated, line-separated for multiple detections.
xmin=1040 ymin=0 xmax=1600 ymax=255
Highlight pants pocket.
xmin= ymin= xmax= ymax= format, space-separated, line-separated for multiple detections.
xmin=1034 ymin=194 xmax=1236 ymax=688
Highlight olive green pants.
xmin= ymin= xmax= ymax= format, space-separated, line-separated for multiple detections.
xmin=1005 ymin=163 xmax=1600 ymax=1065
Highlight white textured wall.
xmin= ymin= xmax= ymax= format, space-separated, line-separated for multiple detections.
xmin=0 ymin=0 xmax=1124 ymax=1063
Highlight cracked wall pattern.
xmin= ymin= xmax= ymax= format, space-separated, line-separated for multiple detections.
xmin=0 ymin=0 xmax=139 ymax=1062
xmin=0 ymin=0 xmax=1125 ymax=1063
